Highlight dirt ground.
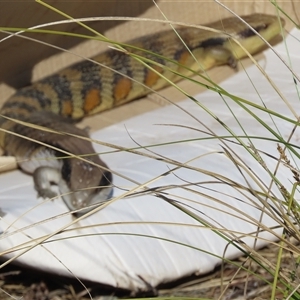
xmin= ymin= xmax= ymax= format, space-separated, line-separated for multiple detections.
xmin=0 ymin=241 xmax=295 ymax=300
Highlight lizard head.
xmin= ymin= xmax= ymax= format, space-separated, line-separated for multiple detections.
xmin=58 ymin=157 xmax=113 ymax=215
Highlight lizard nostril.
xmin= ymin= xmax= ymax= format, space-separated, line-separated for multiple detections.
xmin=99 ymin=171 xmax=112 ymax=188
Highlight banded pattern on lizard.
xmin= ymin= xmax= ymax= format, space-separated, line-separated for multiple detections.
xmin=0 ymin=14 xmax=285 ymax=214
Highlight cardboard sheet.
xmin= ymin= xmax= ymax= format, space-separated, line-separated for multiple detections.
xmin=0 ymin=27 xmax=299 ymax=293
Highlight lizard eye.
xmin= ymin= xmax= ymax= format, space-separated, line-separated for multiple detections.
xmin=61 ymin=159 xmax=71 ymax=182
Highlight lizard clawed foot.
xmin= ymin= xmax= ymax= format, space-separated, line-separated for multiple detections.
xmin=37 ymin=188 xmax=58 ymax=200
xmin=0 ymin=208 xmax=6 ymax=217
xmin=33 ymin=166 xmax=61 ymax=201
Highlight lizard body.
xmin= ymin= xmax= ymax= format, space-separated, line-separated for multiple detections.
xmin=0 ymin=14 xmax=285 ymax=213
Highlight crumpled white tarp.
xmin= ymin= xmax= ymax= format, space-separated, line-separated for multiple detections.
xmin=0 ymin=27 xmax=299 ymax=292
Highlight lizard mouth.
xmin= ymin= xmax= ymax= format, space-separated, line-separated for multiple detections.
xmin=58 ymin=168 xmax=114 ymax=215
xmin=60 ymin=184 xmax=114 ymax=216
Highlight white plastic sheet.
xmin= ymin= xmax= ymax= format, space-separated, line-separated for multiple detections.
xmin=0 ymin=28 xmax=299 ymax=292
